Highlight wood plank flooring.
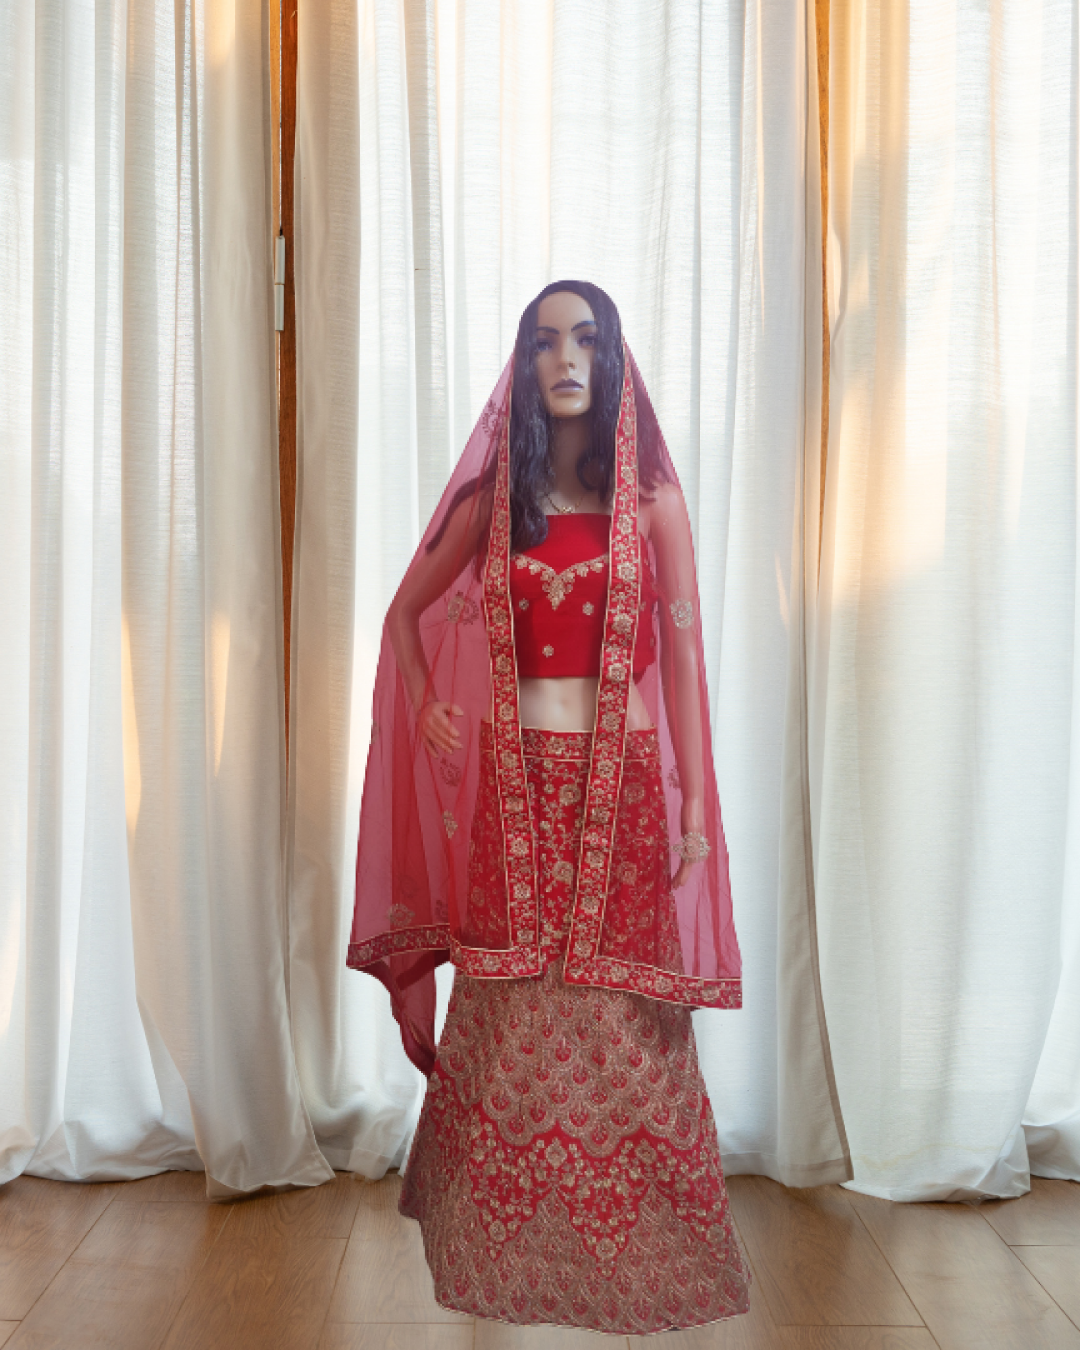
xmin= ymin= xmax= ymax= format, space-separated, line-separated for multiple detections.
xmin=0 ymin=1170 xmax=1076 ymax=1349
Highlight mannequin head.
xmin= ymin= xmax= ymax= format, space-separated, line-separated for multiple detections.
xmin=509 ymin=280 xmax=625 ymax=549
xmin=425 ymin=281 xmax=668 ymax=561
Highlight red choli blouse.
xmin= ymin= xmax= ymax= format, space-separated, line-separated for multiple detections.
xmin=509 ymin=514 xmax=658 ymax=678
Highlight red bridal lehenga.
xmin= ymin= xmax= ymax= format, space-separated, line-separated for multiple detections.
xmin=348 ymin=344 xmax=751 ymax=1335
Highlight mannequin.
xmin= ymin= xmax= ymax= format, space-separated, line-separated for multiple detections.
xmin=350 ymin=281 xmax=749 ymax=1334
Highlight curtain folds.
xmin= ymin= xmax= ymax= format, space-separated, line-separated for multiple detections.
xmin=5 ymin=0 xmax=1075 ymax=1206
xmin=0 ymin=0 xmax=331 ymax=1193
xmin=291 ymin=0 xmax=852 ymax=1187
xmin=822 ymin=0 xmax=1080 ymax=1198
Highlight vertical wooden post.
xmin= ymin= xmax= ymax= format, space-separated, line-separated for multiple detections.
xmin=816 ymin=0 xmax=830 ymax=533
xmin=279 ymin=0 xmax=298 ymax=755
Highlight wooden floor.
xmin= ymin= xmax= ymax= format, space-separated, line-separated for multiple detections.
xmin=0 ymin=1170 xmax=1077 ymax=1349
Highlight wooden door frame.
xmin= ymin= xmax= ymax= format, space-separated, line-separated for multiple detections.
xmin=275 ymin=0 xmax=298 ymax=755
xmin=816 ymin=0 xmax=830 ymax=535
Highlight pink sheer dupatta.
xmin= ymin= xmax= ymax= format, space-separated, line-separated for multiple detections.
xmin=349 ymin=349 xmax=741 ymax=1076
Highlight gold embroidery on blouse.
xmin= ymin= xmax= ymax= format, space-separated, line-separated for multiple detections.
xmin=512 ymin=553 xmax=607 ymax=609
xmin=669 ymin=598 xmax=694 ymax=629
xmin=442 ymin=811 xmax=458 ymax=839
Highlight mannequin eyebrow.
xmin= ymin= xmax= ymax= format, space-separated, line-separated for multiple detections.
xmin=536 ymin=320 xmax=598 ymax=334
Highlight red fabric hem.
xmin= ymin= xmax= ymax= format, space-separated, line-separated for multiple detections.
xmin=424 ymin=1292 xmax=751 ymax=1336
xmin=565 ymin=956 xmax=743 ymax=1009
xmin=348 ymin=935 xmax=741 ymax=1010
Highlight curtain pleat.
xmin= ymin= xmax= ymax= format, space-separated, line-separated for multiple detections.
xmin=0 ymin=0 xmax=332 ymax=1193
xmin=291 ymin=0 xmax=851 ymax=1186
xmin=823 ymin=0 xmax=1080 ymax=1198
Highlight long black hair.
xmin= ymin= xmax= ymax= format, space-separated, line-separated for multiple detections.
xmin=428 ymin=280 xmax=664 ymax=555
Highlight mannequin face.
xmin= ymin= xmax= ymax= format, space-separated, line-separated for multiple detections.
xmin=535 ymin=291 xmax=597 ymax=419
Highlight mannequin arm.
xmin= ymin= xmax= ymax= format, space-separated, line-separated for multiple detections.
xmin=646 ymin=483 xmax=707 ymax=883
xmin=386 ymin=493 xmax=488 ymax=750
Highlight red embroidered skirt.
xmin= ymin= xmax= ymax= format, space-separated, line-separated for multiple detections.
xmin=399 ymin=726 xmax=751 ymax=1335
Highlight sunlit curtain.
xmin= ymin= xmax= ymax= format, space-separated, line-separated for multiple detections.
xmin=821 ymin=0 xmax=1080 ymax=1198
xmin=0 ymin=0 xmax=331 ymax=1193
xmin=291 ymin=0 xmax=851 ymax=1185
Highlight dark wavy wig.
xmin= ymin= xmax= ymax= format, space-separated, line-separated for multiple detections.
xmin=428 ymin=280 xmax=665 ymax=556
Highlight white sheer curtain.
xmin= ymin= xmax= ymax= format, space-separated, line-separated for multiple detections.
xmin=0 ymin=0 xmax=332 ymax=1193
xmin=821 ymin=0 xmax=1080 ymax=1199
xmin=291 ymin=0 xmax=851 ymax=1185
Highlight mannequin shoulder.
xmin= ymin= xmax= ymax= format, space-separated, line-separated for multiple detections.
xmin=639 ymin=480 xmax=688 ymax=539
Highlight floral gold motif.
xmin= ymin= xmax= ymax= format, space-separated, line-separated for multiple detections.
xmin=512 ymin=553 xmax=607 ymax=609
xmin=669 ymin=598 xmax=694 ymax=629
xmin=447 ymin=592 xmax=479 ymax=624
xmin=673 ymin=831 xmax=711 ymax=864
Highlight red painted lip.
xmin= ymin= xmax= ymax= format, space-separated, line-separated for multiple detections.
xmin=552 ymin=379 xmax=583 ymax=391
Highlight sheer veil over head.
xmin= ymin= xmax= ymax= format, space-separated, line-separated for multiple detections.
xmin=350 ymin=282 xmax=741 ymax=1076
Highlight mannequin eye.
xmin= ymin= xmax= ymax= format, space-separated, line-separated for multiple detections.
xmin=536 ymin=338 xmax=553 ymax=352
xmin=578 ymin=333 xmax=597 ymax=348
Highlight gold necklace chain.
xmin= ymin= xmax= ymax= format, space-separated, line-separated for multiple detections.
xmin=546 ymin=489 xmax=588 ymax=515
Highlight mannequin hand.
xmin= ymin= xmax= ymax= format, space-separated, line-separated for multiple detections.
xmin=672 ymin=798 xmax=706 ymax=890
xmin=419 ymin=701 xmax=463 ymax=756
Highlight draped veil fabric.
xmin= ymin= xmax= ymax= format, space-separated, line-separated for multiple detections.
xmin=348 ymin=346 xmax=743 ymax=1080
xmin=0 ymin=0 xmax=331 ymax=1192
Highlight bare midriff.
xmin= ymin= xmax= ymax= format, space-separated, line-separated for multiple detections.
xmin=517 ymin=675 xmax=654 ymax=733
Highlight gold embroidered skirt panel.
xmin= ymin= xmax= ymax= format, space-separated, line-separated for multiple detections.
xmin=399 ymin=728 xmax=751 ymax=1335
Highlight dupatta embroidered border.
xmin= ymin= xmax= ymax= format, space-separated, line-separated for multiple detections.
xmin=351 ymin=347 xmax=741 ymax=1011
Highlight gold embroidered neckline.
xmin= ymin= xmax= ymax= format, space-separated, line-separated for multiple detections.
xmin=512 ymin=553 xmax=608 ymax=609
